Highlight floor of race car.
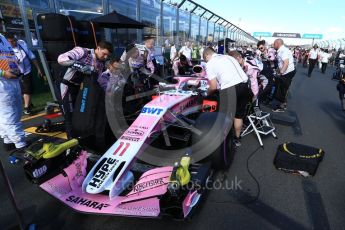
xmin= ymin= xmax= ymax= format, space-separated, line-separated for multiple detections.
xmin=1 ymin=66 xmax=345 ymax=230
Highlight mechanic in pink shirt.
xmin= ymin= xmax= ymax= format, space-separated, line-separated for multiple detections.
xmin=58 ymin=41 xmax=113 ymax=138
xmin=228 ymin=51 xmax=260 ymax=101
xmin=172 ymin=54 xmax=193 ymax=76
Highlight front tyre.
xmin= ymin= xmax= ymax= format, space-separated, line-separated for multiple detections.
xmin=192 ymin=112 xmax=235 ymax=170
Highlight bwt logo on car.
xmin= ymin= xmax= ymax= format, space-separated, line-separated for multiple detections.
xmin=141 ymin=107 xmax=164 ymax=115
xmin=88 ymin=158 xmax=118 ymax=189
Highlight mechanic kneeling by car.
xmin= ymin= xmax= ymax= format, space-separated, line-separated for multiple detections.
xmin=172 ymin=54 xmax=193 ymax=76
xmin=203 ymin=47 xmax=250 ymax=147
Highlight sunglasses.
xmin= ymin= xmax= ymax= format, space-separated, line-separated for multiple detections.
xmin=259 ymin=46 xmax=264 ymax=50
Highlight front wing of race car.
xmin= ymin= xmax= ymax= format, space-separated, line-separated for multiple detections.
xmin=40 ymin=151 xmax=212 ymax=219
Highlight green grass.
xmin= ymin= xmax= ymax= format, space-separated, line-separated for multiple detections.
xmin=31 ymin=91 xmax=54 ymax=114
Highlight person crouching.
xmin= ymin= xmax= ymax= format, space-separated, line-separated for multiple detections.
xmin=173 ymin=54 xmax=193 ymax=76
xmin=98 ymin=57 xmax=127 ymax=93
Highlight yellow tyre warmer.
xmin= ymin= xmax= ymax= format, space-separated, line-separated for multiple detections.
xmin=23 ymin=140 xmax=81 ymax=184
xmin=43 ymin=139 xmax=79 ymax=159
xmin=274 ymin=142 xmax=325 ymax=176
xmin=26 ymin=139 xmax=78 ymax=160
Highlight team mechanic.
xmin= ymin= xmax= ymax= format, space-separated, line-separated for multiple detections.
xmin=57 ymin=41 xmax=113 ymax=138
xmin=0 ymin=33 xmax=27 ymax=151
xmin=202 ymin=47 xmax=249 ymax=147
xmin=121 ymin=36 xmax=156 ymax=75
xmin=273 ymin=39 xmax=296 ymax=112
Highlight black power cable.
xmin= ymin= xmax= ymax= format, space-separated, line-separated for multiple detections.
xmin=210 ymin=146 xmax=262 ymax=205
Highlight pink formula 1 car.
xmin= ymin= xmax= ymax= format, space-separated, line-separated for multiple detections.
xmin=34 ymin=75 xmax=236 ymax=219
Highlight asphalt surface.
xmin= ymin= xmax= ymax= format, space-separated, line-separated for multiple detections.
xmin=1 ymin=65 xmax=345 ymax=230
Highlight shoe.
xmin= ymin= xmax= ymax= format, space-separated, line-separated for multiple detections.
xmin=8 ymin=145 xmax=29 ymax=164
xmin=23 ymin=107 xmax=32 ymax=115
xmin=3 ymin=143 xmax=16 ymax=151
xmin=273 ymin=103 xmax=287 ymax=112
xmin=272 ymin=107 xmax=285 ymax=113
xmin=233 ymin=137 xmax=242 ymax=147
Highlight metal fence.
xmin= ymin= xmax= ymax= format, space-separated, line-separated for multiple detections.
xmin=316 ymin=39 xmax=345 ymax=50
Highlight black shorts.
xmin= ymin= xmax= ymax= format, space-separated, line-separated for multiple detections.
xmin=235 ymin=82 xmax=252 ymax=119
xmin=20 ymin=72 xmax=33 ymax=94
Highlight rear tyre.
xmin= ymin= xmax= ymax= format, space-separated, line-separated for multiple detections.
xmin=37 ymin=13 xmax=78 ymax=42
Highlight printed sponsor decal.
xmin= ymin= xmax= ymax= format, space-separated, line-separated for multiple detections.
xmin=202 ymin=100 xmax=218 ymax=112
xmin=45 ymin=181 xmax=70 ymax=196
xmin=179 ymin=97 xmax=198 ymax=111
xmin=121 ymin=136 xmax=140 ymax=142
xmin=32 ymin=165 xmax=48 ymax=178
xmin=202 ymin=104 xmax=217 ymax=112
xmin=88 ymin=158 xmax=119 ymax=188
xmin=133 ymin=178 xmax=165 ymax=193
xmin=65 ymin=195 xmax=110 ymax=210
xmin=80 ymin=87 xmax=89 ymax=113
xmin=272 ymin=32 xmax=301 ymax=38
xmin=200 ymin=80 xmax=208 ymax=86
xmin=141 ymin=107 xmax=164 ymax=116
xmin=116 ymin=205 xmax=159 ymax=215
xmin=88 ymin=142 xmax=130 ymax=189
xmin=131 ymin=125 xmax=149 ymax=130
xmin=125 ymin=129 xmax=144 ymax=137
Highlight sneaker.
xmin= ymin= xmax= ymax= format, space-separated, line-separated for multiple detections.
xmin=272 ymin=104 xmax=287 ymax=112
xmin=23 ymin=107 xmax=32 ymax=115
xmin=3 ymin=143 xmax=16 ymax=151
xmin=233 ymin=137 xmax=242 ymax=147
xmin=8 ymin=146 xmax=28 ymax=164
xmin=272 ymin=108 xmax=285 ymax=113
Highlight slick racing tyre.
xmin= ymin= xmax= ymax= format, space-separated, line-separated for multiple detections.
xmin=43 ymin=41 xmax=75 ymax=62
xmin=37 ymin=13 xmax=78 ymax=42
xmin=192 ymin=112 xmax=235 ymax=170
xmin=77 ymin=21 xmax=101 ymax=48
